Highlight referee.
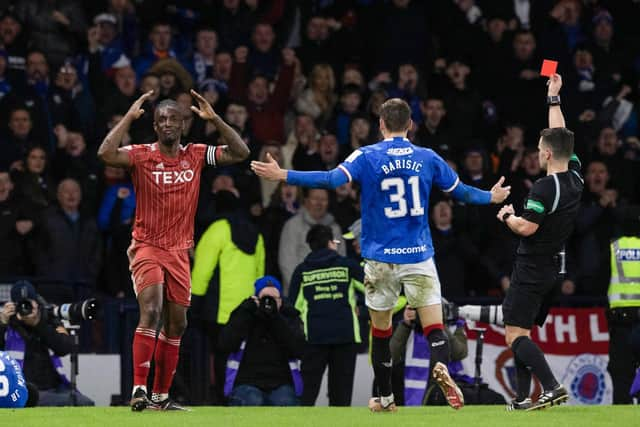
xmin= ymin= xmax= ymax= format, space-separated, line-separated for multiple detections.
xmin=496 ymin=73 xmax=583 ymax=411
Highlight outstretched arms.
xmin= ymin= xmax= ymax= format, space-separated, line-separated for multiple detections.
xmin=250 ymin=153 xmax=349 ymax=189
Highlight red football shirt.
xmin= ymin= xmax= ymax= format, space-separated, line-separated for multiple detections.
xmin=124 ymin=142 xmax=217 ymax=250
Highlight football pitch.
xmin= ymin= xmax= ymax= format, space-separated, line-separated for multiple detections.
xmin=1 ymin=406 xmax=635 ymax=427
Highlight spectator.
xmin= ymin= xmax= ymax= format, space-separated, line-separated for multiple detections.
xmin=369 ymin=0 xmax=429 ymax=71
xmin=591 ymin=127 xmax=636 ymax=201
xmin=97 ymin=166 xmax=135 ymax=298
xmin=441 ymin=58 xmax=483 ymax=144
xmin=3 ymin=50 xmax=73 ymax=150
xmin=332 ymin=180 xmax=360 ymax=233
xmin=0 ymin=10 xmax=27 ymax=82
xmin=216 ymin=0 xmax=255 ymax=52
xmin=287 ymin=113 xmax=320 ymax=171
xmin=248 ymin=23 xmax=279 ymax=80
xmin=15 ymin=0 xmax=87 ymax=69
xmin=413 ymin=97 xmax=454 ymax=157
xmin=431 ymin=200 xmax=481 ymax=298
xmin=278 ymin=188 xmax=345 ymax=293
xmin=0 ymin=107 xmax=36 ymax=171
xmin=187 ymin=26 xmax=218 ymax=85
xmin=348 ymin=114 xmax=374 ymax=152
xmin=86 ymin=13 xmax=126 ymax=74
xmin=501 ymin=30 xmax=545 ymax=136
xmin=218 ymin=276 xmax=305 ymax=406
xmin=0 ymin=281 xmax=94 ymax=406
xmin=33 ymin=178 xmax=102 ymax=288
xmin=295 ymin=63 xmax=337 ymax=129
xmin=572 ymin=161 xmax=623 ymax=296
xmin=229 ymin=46 xmax=296 ymax=145
xmin=289 ymin=224 xmax=363 ymax=406
xmin=52 ymin=126 xmax=99 ymax=212
xmin=0 ymin=49 xmax=12 ymax=100
xmin=52 ymin=62 xmax=95 ymax=139
xmin=101 ymin=65 xmax=137 ymax=123
xmin=256 ymin=145 xmax=284 ymax=208
xmin=331 ymin=84 xmax=362 ymax=146
xmin=388 ymin=63 xmax=424 ymax=124
xmin=0 ymin=170 xmax=37 ymax=276
xmin=213 ymin=50 xmax=233 ymax=84
xmin=133 ymin=21 xmax=179 ymax=78
xmin=12 ymin=146 xmax=56 ymax=210
xmin=260 ymin=182 xmax=300 ymax=280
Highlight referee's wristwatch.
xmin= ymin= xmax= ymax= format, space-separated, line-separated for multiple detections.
xmin=502 ymin=212 xmax=512 ymax=222
xmin=547 ymin=95 xmax=561 ymax=106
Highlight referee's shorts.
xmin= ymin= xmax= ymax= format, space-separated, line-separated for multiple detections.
xmin=502 ymin=255 xmax=560 ymax=330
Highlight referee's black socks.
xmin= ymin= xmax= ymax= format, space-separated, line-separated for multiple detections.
xmin=371 ymin=326 xmax=393 ymax=398
xmin=513 ymin=353 xmax=532 ymax=401
xmin=511 ymin=336 xmax=559 ymax=391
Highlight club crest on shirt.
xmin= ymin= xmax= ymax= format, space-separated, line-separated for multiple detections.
xmin=180 ymin=160 xmax=190 ymax=169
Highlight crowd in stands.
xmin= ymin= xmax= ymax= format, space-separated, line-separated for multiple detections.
xmin=1 ymin=0 xmax=640 ymax=307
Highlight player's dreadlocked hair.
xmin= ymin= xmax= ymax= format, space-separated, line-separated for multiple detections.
xmin=540 ymin=127 xmax=574 ymax=160
xmin=380 ymin=98 xmax=411 ymax=133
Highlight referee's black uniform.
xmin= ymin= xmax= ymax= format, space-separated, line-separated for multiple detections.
xmin=503 ymin=154 xmax=584 ymax=328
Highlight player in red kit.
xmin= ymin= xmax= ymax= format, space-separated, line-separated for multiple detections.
xmin=97 ymin=89 xmax=249 ymax=411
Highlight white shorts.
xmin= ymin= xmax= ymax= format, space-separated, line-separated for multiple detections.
xmin=363 ymin=258 xmax=442 ymax=311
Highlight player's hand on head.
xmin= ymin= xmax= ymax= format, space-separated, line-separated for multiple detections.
xmin=547 ymin=73 xmax=562 ymax=96
xmin=250 ymin=152 xmax=286 ymax=181
xmin=490 ymin=176 xmax=511 ymax=204
xmin=190 ymin=89 xmax=217 ymax=121
xmin=126 ymin=90 xmax=154 ymax=120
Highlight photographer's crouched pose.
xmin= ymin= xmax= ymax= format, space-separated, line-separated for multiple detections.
xmin=0 ymin=281 xmax=94 ymax=406
xmin=218 ymin=276 xmax=305 ymax=406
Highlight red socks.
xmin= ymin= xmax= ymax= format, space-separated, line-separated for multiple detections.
xmin=423 ymin=323 xmax=444 ymax=338
xmin=152 ymin=330 xmax=182 ymax=394
xmin=133 ymin=327 xmax=157 ymax=386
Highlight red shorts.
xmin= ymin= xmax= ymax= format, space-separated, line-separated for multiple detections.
xmin=127 ymin=240 xmax=192 ymax=306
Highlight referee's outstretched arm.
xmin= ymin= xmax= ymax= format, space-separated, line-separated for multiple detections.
xmin=547 ymin=74 xmax=565 ymax=128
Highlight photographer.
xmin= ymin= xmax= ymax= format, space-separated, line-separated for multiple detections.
xmin=0 ymin=281 xmax=94 ymax=406
xmin=390 ymin=302 xmax=504 ymax=406
xmin=218 ymin=276 xmax=305 ymax=406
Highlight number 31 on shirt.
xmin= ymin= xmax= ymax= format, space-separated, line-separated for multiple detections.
xmin=381 ymin=176 xmax=424 ymax=218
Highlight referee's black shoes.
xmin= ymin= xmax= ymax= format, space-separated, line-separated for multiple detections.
xmin=506 ymin=397 xmax=532 ymax=411
xmin=527 ymin=385 xmax=569 ymax=411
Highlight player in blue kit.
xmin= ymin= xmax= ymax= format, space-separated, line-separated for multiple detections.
xmin=0 ymin=351 xmax=29 ymax=408
xmin=252 ymin=98 xmax=510 ymax=412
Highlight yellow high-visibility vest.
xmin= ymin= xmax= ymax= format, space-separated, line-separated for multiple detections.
xmin=608 ymin=237 xmax=640 ymax=308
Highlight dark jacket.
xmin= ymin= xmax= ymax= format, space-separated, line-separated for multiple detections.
xmin=0 ymin=313 xmax=73 ymax=390
xmin=34 ymin=207 xmax=102 ymax=288
xmin=0 ymin=196 xmax=39 ymax=276
xmin=218 ymin=299 xmax=305 ymax=391
xmin=289 ymin=248 xmax=363 ymax=345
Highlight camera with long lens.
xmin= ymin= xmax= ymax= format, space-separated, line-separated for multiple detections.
xmin=48 ymin=299 xmax=100 ymax=324
xmin=15 ymin=298 xmax=99 ymax=324
xmin=259 ymin=295 xmax=277 ymax=316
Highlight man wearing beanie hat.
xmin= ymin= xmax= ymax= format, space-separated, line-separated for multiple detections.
xmin=218 ymin=275 xmax=305 ymax=406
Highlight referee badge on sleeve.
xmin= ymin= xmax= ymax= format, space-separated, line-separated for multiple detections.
xmin=526 ymin=199 xmax=545 ymax=214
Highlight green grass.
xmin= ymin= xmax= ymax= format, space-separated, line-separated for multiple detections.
xmin=0 ymin=405 xmax=635 ymax=427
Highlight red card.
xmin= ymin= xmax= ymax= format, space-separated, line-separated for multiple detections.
xmin=540 ymin=60 xmax=558 ymax=77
